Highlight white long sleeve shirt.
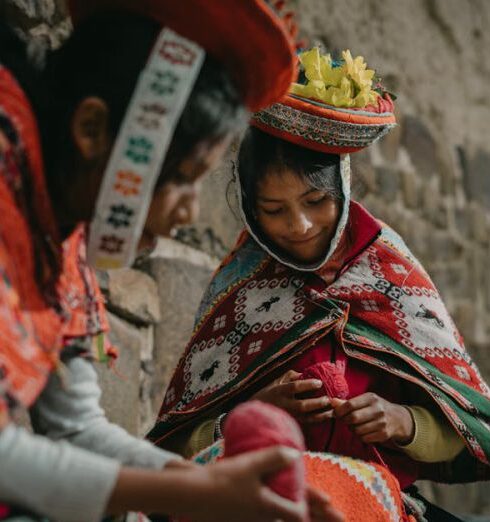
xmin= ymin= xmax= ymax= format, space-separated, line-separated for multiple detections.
xmin=0 ymin=353 xmax=179 ymax=522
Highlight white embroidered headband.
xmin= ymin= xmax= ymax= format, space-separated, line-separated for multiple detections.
xmin=87 ymin=28 xmax=205 ymax=269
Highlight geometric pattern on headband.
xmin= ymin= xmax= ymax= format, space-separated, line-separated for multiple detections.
xmin=253 ymin=102 xmax=396 ymax=150
xmin=87 ymin=28 xmax=204 ymax=270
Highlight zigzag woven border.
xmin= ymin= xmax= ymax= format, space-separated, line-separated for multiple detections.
xmin=253 ymin=102 xmax=396 ymax=148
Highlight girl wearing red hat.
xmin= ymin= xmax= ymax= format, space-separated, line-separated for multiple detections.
xmin=152 ymin=47 xmax=490 ymax=521
xmin=0 ymin=3 xmax=341 ymax=522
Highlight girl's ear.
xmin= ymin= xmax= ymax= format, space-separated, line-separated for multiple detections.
xmin=71 ymin=97 xmax=110 ymax=163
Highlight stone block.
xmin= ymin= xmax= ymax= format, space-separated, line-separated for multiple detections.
xmin=454 ymin=207 xmax=471 ymax=238
xmin=467 ymin=203 xmax=489 ymax=245
xmin=436 ymin=144 xmax=458 ymax=196
xmin=461 ymin=148 xmax=490 ymax=209
xmin=400 ymin=169 xmax=420 ymax=208
xmin=452 ymin=301 xmax=478 ymax=345
xmin=428 ymin=261 xmax=471 ymax=301
xmin=139 ymin=326 xmax=157 ymax=437
xmin=142 ymin=239 xmax=218 ymax=418
xmin=351 ymin=150 xmax=377 ymax=198
xmin=420 ymin=178 xmax=448 ymax=229
xmin=402 ymin=217 xmax=433 ymax=264
xmin=359 ymin=193 xmax=384 ymax=219
xmin=377 ymin=107 xmax=403 ymax=163
xmin=401 ymin=115 xmax=439 ymax=180
xmin=177 ymin=150 xmax=243 ymax=257
xmin=100 ymin=268 xmax=161 ymax=325
xmin=430 ymin=230 xmax=464 ymax=261
xmin=376 ymin=165 xmax=400 ymax=200
xmin=96 ymin=313 xmax=146 ymax=436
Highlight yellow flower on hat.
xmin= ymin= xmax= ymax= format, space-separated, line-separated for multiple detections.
xmin=290 ymin=47 xmax=380 ymax=109
xmin=300 ymin=47 xmax=323 ymax=81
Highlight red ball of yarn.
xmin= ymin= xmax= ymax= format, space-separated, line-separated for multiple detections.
xmin=223 ymin=400 xmax=306 ymax=503
xmin=301 ymin=361 xmax=349 ymax=400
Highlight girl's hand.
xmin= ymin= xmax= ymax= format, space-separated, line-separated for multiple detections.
xmin=188 ymin=446 xmax=307 ymax=522
xmin=252 ymin=370 xmax=331 ymax=423
xmin=307 ymin=485 xmax=345 ymax=522
xmin=330 ymin=393 xmax=415 ymax=444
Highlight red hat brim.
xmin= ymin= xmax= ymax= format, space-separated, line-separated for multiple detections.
xmin=252 ymin=93 xmax=397 ymax=154
xmin=68 ymin=0 xmax=297 ymax=112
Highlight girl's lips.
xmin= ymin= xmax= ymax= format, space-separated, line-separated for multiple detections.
xmin=286 ymin=231 xmax=323 ymax=244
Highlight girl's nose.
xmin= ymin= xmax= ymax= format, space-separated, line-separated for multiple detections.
xmin=289 ymin=211 xmax=312 ymax=235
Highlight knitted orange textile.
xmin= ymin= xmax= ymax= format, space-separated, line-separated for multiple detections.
xmin=171 ymin=440 xmax=409 ymax=522
xmin=68 ymin=0 xmax=298 ymax=112
xmin=304 ymin=452 xmax=409 ymax=522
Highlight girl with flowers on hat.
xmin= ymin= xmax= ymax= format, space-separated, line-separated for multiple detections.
xmin=0 ymin=2 xmax=342 ymax=522
xmin=151 ymin=47 xmax=490 ymax=521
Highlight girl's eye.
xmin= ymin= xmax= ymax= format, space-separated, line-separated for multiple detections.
xmin=261 ymin=207 xmax=283 ymax=216
xmin=306 ymin=195 xmax=327 ymax=206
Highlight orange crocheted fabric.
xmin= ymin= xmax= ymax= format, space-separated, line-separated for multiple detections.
xmin=170 ymin=441 xmax=409 ymax=522
xmin=304 ymin=452 xmax=408 ymax=522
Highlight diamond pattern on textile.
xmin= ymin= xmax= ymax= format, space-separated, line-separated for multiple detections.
xmin=165 ymin=387 xmax=176 ymax=404
xmin=213 ymin=315 xmax=226 ymax=331
xmin=455 ymin=365 xmax=471 ymax=381
xmin=362 ymin=299 xmax=379 ymax=312
xmin=247 ymin=340 xmax=263 ymax=354
xmin=391 ymin=263 xmax=408 ymax=275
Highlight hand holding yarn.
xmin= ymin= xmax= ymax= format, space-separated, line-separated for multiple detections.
xmin=224 ymin=400 xmax=344 ymax=522
xmin=251 ymin=370 xmax=332 ymax=423
xmin=330 ymin=393 xmax=415 ymax=445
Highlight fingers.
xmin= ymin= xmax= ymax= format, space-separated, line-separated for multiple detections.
xmin=280 ymin=378 xmax=323 ymax=397
xmin=331 ymin=393 xmax=381 ymax=421
xmin=350 ymin=418 xmax=392 ymax=443
xmin=243 ymin=446 xmax=301 ymax=476
xmin=280 ymin=370 xmax=303 ymax=383
xmin=259 ymin=486 xmax=306 ymax=522
xmin=291 ymin=395 xmax=330 ymax=414
xmin=307 ymin=486 xmax=344 ymax=522
xmin=343 ymin=405 xmax=384 ymax=426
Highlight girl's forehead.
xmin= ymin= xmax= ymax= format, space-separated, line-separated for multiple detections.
xmin=257 ymin=168 xmax=316 ymax=200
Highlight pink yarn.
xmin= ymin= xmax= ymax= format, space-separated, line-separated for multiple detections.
xmin=301 ymin=361 xmax=349 ymax=400
xmin=224 ymin=400 xmax=306 ymax=503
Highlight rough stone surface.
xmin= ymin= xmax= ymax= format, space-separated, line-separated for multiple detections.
xmin=100 ymin=268 xmax=161 ymax=325
xmin=141 ymin=239 xmax=218 ymax=416
xmin=96 ymin=313 xmax=145 ymax=436
xmin=400 ymin=115 xmax=439 ymax=180
xmin=400 ymin=169 xmax=420 ymax=209
xmin=176 ymin=147 xmax=243 ymax=257
xmin=463 ymin=149 xmax=490 ymax=209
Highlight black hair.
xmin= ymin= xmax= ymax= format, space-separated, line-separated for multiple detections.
xmin=238 ymin=126 xmax=343 ymax=222
xmin=42 ymin=10 xmax=249 ymax=193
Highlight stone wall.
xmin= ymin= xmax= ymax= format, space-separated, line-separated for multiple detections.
xmin=3 ymin=0 xmax=490 ymax=519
